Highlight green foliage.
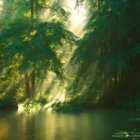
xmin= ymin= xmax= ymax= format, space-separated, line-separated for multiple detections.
xmin=0 ymin=94 xmax=18 ymax=109
xmin=51 ymin=97 xmax=90 ymax=113
xmin=0 ymin=0 xmax=76 ymax=108
xmin=69 ymin=0 xmax=140 ymax=108
xmin=0 ymin=19 xmax=76 ymax=76
xmin=130 ymin=44 xmax=140 ymax=56
xmin=36 ymin=96 xmax=48 ymax=105
xmin=24 ymin=96 xmax=48 ymax=110
xmin=1 ymin=0 xmax=70 ymax=22
xmin=0 ymin=0 xmax=139 ymax=111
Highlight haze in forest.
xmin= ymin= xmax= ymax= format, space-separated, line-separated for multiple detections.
xmin=0 ymin=0 xmax=139 ymax=115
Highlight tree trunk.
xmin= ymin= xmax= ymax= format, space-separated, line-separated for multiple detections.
xmin=31 ymin=71 xmax=35 ymax=96
xmin=25 ymin=71 xmax=31 ymax=98
xmin=30 ymin=0 xmax=34 ymax=19
xmin=36 ymin=1 xmax=39 ymax=18
xmin=98 ymin=0 xmax=101 ymax=16
xmin=30 ymin=0 xmax=36 ymax=97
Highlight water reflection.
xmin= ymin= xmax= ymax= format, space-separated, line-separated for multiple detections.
xmin=0 ymin=110 xmax=139 ymax=140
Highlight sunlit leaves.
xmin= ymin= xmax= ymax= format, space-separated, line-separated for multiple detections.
xmin=0 ymin=18 xmax=76 ymax=79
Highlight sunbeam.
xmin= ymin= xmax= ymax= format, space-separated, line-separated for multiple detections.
xmin=0 ymin=0 xmax=3 ymax=12
xmin=66 ymin=0 xmax=88 ymax=36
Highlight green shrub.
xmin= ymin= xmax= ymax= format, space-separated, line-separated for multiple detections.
xmin=0 ymin=94 xmax=18 ymax=110
xmin=23 ymin=96 xmax=48 ymax=111
xmin=51 ymin=98 xmax=87 ymax=113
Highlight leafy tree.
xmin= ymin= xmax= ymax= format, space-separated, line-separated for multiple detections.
xmin=0 ymin=0 xmax=76 ymax=100
xmin=70 ymin=0 xmax=140 ymax=108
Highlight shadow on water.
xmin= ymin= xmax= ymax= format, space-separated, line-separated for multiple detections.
xmin=0 ymin=109 xmax=140 ymax=140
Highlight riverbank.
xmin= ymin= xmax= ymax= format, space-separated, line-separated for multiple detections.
xmin=0 ymin=94 xmax=18 ymax=110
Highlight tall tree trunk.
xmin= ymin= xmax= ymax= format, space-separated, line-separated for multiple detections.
xmin=31 ymin=71 xmax=35 ymax=96
xmin=24 ymin=0 xmax=34 ymax=98
xmin=36 ymin=1 xmax=39 ymax=18
xmin=30 ymin=0 xmax=36 ymax=97
xmin=97 ymin=0 xmax=102 ymax=102
xmin=30 ymin=0 xmax=34 ymax=19
xmin=98 ymin=0 xmax=101 ymax=16
xmin=25 ymin=71 xmax=30 ymax=98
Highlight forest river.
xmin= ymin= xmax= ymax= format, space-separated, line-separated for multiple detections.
xmin=0 ymin=0 xmax=140 ymax=140
xmin=0 ymin=109 xmax=140 ymax=140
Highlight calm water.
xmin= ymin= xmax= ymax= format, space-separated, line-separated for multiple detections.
xmin=0 ymin=109 xmax=139 ymax=140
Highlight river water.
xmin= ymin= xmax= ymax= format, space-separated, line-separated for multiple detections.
xmin=0 ymin=109 xmax=139 ymax=140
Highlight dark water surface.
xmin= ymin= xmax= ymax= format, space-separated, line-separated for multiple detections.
xmin=0 ymin=109 xmax=139 ymax=140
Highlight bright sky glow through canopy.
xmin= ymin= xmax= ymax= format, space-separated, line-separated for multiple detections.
xmin=66 ymin=0 xmax=88 ymax=36
xmin=0 ymin=0 xmax=3 ymax=5
xmin=43 ymin=0 xmax=88 ymax=37
xmin=0 ymin=0 xmax=3 ymax=12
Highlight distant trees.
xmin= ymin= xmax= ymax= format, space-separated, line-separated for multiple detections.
xmin=0 ymin=0 xmax=139 ymax=109
xmin=71 ymin=0 xmax=140 ymax=108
